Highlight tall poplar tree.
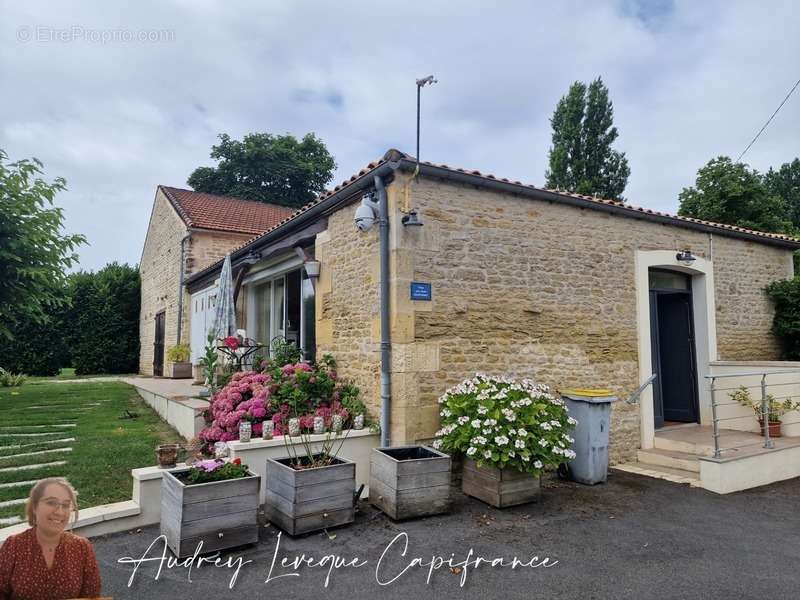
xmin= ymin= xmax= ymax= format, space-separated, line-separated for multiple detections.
xmin=545 ymin=77 xmax=630 ymax=200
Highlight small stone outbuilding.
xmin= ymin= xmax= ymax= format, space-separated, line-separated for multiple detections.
xmin=176 ymin=150 xmax=800 ymax=463
xmin=138 ymin=186 xmax=293 ymax=375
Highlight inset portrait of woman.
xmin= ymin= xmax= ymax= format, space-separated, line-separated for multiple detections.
xmin=0 ymin=477 xmax=102 ymax=599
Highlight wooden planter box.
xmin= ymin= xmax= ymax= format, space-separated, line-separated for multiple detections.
xmin=161 ymin=468 xmax=260 ymax=557
xmin=264 ymin=455 xmax=355 ymax=536
xmin=462 ymin=458 xmax=540 ymax=508
xmin=369 ymin=445 xmax=452 ymax=520
xmin=166 ymin=361 xmax=192 ymax=379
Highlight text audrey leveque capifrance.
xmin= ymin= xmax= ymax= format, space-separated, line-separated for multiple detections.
xmin=117 ymin=531 xmax=558 ymax=589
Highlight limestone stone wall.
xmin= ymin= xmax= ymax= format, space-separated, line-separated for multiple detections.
xmin=139 ymin=190 xmax=260 ymax=374
xmin=314 ymin=199 xmax=382 ymax=421
xmin=139 ymin=191 xmax=188 ymax=375
xmin=387 ymin=176 xmax=794 ymax=462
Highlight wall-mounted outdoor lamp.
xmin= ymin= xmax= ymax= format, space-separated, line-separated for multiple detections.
xmin=401 ymin=209 xmax=424 ymax=227
xmin=676 ymin=250 xmax=696 ymax=265
xmin=304 ymin=259 xmax=321 ymax=279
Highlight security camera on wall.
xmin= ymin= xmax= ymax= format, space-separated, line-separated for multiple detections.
xmin=354 ymin=194 xmax=379 ymax=232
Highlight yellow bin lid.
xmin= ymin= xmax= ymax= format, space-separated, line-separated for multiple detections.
xmin=561 ymin=388 xmax=613 ymax=397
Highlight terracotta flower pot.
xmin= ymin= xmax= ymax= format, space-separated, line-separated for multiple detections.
xmin=759 ymin=419 xmax=782 ymax=438
xmin=156 ymin=444 xmax=180 ymax=468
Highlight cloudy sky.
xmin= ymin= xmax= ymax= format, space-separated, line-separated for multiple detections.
xmin=2 ymin=1 xmax=798 ymax=271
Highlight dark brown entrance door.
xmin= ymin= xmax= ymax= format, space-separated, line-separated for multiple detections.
xmin=153 ymin=311 xmax=165 ymax=376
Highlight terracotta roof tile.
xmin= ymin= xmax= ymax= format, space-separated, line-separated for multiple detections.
xmin=159 ymin=186 xmax=295 ymax=236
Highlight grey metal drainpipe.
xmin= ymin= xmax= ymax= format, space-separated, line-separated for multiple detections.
xmin=374 ymin=175 xmax=391 ymax=448
xmin=176 ymin=233 xmax=191 ymax=344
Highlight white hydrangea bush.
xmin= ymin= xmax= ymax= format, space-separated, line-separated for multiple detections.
xmin=434 ymin=373 xmax=577 ymax=475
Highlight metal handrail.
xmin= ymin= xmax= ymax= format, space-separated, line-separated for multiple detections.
xmin=704 ymin=368 xmax=800 ymax=379
xmin=626 ymin=374 xmax=657 ymax=404
xmin=706 ymin=369 xmax=799 ymax=457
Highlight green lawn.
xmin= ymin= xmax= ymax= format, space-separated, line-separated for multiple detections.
xmin=28 ymin=368 xmax=135 ymax=382
xmin=0 ymin=381 xmax=183 ymax=524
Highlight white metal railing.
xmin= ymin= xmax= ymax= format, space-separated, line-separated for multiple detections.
xmin=705 ymin=369 xmax=800 ymax=458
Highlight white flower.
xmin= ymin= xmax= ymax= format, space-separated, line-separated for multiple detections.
xmin=483 ymin=418 xmax=497 ymax=427
xmin=494 ymin=435 xmax=509 ymax=446
xmin=471 ymin=419 xmax=482 ymax=429
xmin=517 ymin=428 xmax=528 ymax=437
xmin=564 ymin=449 xmax=577 ymax=459
xmin=567 ymin=416 xmax=578 ymax=425
xmin=533 ymin=460 xmax=543 ymax=469
xmin=522 ymin=455 xmax=530 ymax=461
xmin=482 ymin=428 xmax=492 ymax=435
xmin=553 ymin=447 xmax=564 ymax=456
xmin=466 ymin=447 xmax=477 ymax=456
xmin=440 ymin=408 xmax=452 ymax=417
xmin=508 ymin=428 xmax=516 ymax=436
xmin=507 ymin=450 xmax=515 ymax=458
xmin=562 ymin=434 xmax=574 ymax=443
xmin=432 ymin=440 xmax=442 ymax=449
xmin=458 ymin=416 xmax=470 ymax=425
xmin=541 ymin=422 xmax=552 ymax=431
xmin=538 ymin=438 xmax=549 ymax=447
xmin=484 ymin=450 xmax=492 ymax=459
xmin=515 ymin=439 xmax=526 ymax=449
xmin=477 ymin=406 xmax=488 ymax=415
xmin=550 ymin=420 xmax=561 ymax=428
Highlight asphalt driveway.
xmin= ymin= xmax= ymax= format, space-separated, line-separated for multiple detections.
xmin=92 ymin=472 xmax=800 ymax=600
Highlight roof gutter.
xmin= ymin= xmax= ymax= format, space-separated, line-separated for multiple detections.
xmin=393 ymin=159 xmax=800 ymax=250
xmin=185 ymin=159 xmax=402 ymax=291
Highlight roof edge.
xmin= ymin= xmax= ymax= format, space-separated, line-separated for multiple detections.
xmin=394 ymin=158 xmax=800 ymax=250
xmin=185 ymin=158 xmax=400 ymax=290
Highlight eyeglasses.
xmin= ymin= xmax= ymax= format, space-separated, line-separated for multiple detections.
xmin=42 ymin=499 xmax=73 ymax=512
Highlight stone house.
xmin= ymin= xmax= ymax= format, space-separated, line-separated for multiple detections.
xmin=172 ymin=149 xmax=800 ymax=489
xmin=138 ymin=186 xmax=293 ymax=375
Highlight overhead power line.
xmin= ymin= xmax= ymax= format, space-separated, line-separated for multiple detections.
xmin=736 ymin=76 xmax=800 ymax=162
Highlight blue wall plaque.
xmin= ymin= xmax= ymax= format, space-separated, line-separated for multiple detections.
xmin=410 ymin=282 xmax=432 ymax=301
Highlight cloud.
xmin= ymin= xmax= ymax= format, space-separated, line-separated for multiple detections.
xmin=1 ymin=0 xmax=798 ymax=270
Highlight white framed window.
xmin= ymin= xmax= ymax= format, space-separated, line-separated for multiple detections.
xmin=246 ymin=259 xmax=315 ymax=361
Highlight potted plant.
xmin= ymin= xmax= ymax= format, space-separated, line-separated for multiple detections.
xmin=161 ymin=457 xmax=260 ymax=557
xmin=729 ymin=386 xmax=799 ymax=438
xmin=435 ymin=374 xmax=576 ymax=508
xmin=165 ymin=343 xmax=192 ymax=379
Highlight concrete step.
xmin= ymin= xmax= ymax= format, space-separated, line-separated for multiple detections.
xmin=637 ymin=448 xmax=701 ymax=473
xmin=654 ymin=434 xmax=715 ymax=457
xmin=612 ymin=462 xmax=702 ymax=487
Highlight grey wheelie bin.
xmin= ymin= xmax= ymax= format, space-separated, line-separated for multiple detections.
xmin=561 ymin=389 xmax=618 ymax=485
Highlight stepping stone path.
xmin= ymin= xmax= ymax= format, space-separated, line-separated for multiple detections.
xmin=1 ymin=438 xmax=75 ymax=450
xmin=0 ymin=432 xmax=68 ymax=438
xmin=0 ymin=480 xmax=39 ymax=489
xmin=0 ymin=499 xmax=26 ymax=508
xmin=0 ymin=447 xmax=72 ymax=460
xmin=0 ymin=460 xmax=67 ymax=472
xmin=0 ymin=424 xmax=76 ymax=429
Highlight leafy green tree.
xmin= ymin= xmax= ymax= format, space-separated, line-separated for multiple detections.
xmin=187 ymin=132 xmax=336 ymax=208
xmin=766 ymin=277 xmax=800 ymax=360
xmin=545 ymin=77 xmax=630 ymax=200
xmin=678 ymin=156 xmax=794 ymax=234
xmin=764 ymin=158 xmax=800 ymax=229
xmin=0 ymin=150 xmax=85 ymax=340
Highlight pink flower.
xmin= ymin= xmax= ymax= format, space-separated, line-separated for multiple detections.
xmin=224 ymin=336 xmax=240 ymax=350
